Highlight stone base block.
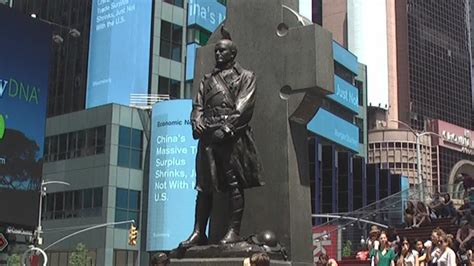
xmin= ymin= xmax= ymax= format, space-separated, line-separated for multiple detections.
xmin=170 ymin=258 xmax=292 ymax=266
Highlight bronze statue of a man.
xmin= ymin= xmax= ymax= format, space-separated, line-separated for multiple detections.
xmin=179 ymin=33 xmax=263 ymax=247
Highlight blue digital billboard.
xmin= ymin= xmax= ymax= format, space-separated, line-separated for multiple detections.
xmin=332 ymin=41 xmax=358 ymax=74
xmin=186 ymin=43 xmax=200 ymax=81
xmin=0 ymin=5 xmax=51 ymax=229
xmin=328 ymin=76 xmax=359 ymax=113
xmin=86 ymin=0 xmax=152 ymax=109
xmin=147 ymin=100 xmax=198 ymax=251
xmin=188 ymin=0 xmax=226 ymax=32
xmin=307 ymin=108 xmax=359 ymax=152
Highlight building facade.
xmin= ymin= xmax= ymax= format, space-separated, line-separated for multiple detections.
xmin=322 ymin=0 xmax=474 ymax=191
xmin=41 ymin=104 xmax=149 ymax=265
xmin=308 ymin=41 xmax=369 ymax=216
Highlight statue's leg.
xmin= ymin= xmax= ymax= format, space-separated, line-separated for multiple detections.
xmin=179 ymin=192 xmax=213 ymax=248
xmin=220 ymin=169 xmax=244 ymax=244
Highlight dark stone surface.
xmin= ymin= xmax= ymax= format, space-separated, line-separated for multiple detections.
xmin=189 ymin=0 xmax=334 ymax=264
xmin=170 ymin=258 xmax=291 ymax=266
xmin=170 ymin=241 xmax=286 ymax=260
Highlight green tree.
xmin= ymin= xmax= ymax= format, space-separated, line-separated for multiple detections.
xmin=69 ymin=243 xmax=91 ymax=266
xmin=342 ymin=240 xmax=352 ymax=257
xmin=7 ymin=253 xmax=20 ymax=266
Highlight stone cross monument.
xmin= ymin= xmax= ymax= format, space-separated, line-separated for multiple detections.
xmin=192 ymin=0 xmax=334 ymax=264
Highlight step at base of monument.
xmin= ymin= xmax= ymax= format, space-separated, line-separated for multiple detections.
xmin=397 ymin=218 xmax=459 ymax=241
xmin=170 ymin=258 xmax=298 ymax=266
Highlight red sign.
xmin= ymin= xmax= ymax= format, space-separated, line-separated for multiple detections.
xmin=430 ymin=119 xmax=473 ymax=154
xmin=313 ymin=225 xmax=338 ymax=263
xmin=0 ymin=233 xmax=8 ymax=252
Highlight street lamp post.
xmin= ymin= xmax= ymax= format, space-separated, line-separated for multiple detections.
xmin=389 ymin=120 xmax=442 ymax=201
xmin=37 ymin=180 xmax=70 ymax=245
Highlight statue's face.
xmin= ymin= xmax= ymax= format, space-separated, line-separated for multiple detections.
xmin=215 ymin=40 xmax=234 ymax=65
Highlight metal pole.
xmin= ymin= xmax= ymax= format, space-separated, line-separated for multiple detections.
xmin=36 ymin=181 xmax=44 ymax=245
xmin=36 ymin=181 xmax=70 ymax=245
xmin=44 ymin=220 xmax=135 ymax=251
xmin=416 ymin=134 xmax=423 ymax=201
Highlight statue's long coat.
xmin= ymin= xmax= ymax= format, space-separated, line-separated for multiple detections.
xmin=191 ymin=63 xmax=263 ymax=192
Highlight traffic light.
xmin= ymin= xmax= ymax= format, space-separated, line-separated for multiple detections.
xmin=128 ymin=224 xmax=138 ymax=246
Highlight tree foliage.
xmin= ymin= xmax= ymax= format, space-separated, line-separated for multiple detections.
xmin=69 ymin=243 xmax=91 ymax=266
xmin=7 ymin=253 xmax=20 ymax=266
xmin=342 ymin=240 xmax=352 ymax=257
xmin=0 ymin=128 xmax=41 ymax=191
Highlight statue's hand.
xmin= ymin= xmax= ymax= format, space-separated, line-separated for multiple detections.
xmin=194 ymin=122 xmax=206 ymax=136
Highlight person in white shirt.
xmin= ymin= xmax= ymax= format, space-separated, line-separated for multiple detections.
xmin=436 ymin=234 xmax=456 ymax=266
xmin=425 ymin=228 xmax=445 ymax=265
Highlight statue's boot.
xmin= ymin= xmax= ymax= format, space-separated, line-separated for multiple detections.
xmin=220 ymin=171 xmax=244 ymax=245
xmin=179 ymin=192 xmax=212 ymax=248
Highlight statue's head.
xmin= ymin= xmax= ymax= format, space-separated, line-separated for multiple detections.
xmin=215 ymin=26 xmax=237 ymax=68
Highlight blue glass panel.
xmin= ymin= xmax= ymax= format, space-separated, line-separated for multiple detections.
xmin=116 ymin=189 xmax=128 ymax=209
xmin=119 ymin=126 xmax=130 ymax=146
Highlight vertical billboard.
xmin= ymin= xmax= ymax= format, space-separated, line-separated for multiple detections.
xmin=86 ymin=0 xmax=152 ymax=108
xmin=313 ymin=225 xmax=339 ymax=263
xmin=0 ymin=6 xmax=51 ymax=229
xmin=147 ymin=100 xmax=198 ymax=251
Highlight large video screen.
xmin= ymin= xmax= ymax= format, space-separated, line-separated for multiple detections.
xmin=147 ymin=100 xmax=198 ymax=251
xmin=86 ymin=0 xmax=152 ymax=108
xmin=0 ymin=5 xmax=51 ymax=229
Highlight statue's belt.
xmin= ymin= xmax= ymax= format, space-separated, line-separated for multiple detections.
xmin=203 ymin=106 xmax=235 ymax=117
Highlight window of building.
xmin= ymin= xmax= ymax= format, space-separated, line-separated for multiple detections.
xmin=160 ymin=21 xmax=182 ymax=61
xmin=355 ymin=118 xmax=364 ymax=144
xmin=43 ymin=187 xmax=102 ymax=220
xmin=158 ymin=76 xmax=181 ymax=99
xmin=163 ymin=0 xmax=183 ymax=8
xmin=117 ymin=126 xmax=143 ymax=169
xmin=114 ymin=250 xmax=138 ymax=266
xmin=355 ymin=80 xmax=364 ymax=106
xmin=44 ymin=126 xmax=106 ymax=163
xmin=334 ymin=62 xmax=355 ymax=84
xmin=115 ymin=188 xmax=141 ymax=229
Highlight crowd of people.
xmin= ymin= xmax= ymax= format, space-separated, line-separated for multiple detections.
xmin=358 ymin=192 xmax=473 ymax=265
xmin=359 ymin=225 xmax=474 ymax=266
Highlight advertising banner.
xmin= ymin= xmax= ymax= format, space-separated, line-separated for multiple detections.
xmin=313 ymin=225 xmax=339 ymax=263
xmin=332 ymin=41 xmax=358 ymax=74
xmin=328 ymin=76 xmax=359 ymax=113
xmin=307 ymin=108 xmax=359 ymax=152
xmin=430 ymin=119 xmax=473 ymax=155
xmin=147 ymin=100 xmax=198 ymax=251
xmin=188 ymin=0 xmax=226 ymax=33
xmin=86 ymin=0 xmax=152 ymax=108
xmin=0 ymin=6 xmax=51 ymax=229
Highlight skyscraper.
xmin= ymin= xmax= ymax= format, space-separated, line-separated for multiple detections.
xmin=12 ymin=0 xmax=92 ymax=117
xmin=322 ymin=0 xmax=473 ymax=190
